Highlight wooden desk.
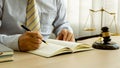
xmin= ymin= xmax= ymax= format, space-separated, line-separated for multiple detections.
xmin=0 ymin=36 xmax=120 ymax=68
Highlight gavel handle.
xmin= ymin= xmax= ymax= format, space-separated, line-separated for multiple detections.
xmin=75 ymin=34 xmax=100 ymax=41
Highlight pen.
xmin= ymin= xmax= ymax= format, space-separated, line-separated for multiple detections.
xmin=21 ymin=25 xmax=48 ymax=44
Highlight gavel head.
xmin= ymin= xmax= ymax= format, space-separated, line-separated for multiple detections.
xmin=101 ymin=27 xmax=109 ymax=32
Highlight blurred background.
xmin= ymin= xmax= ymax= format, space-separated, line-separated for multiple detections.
xmin=64 ymin=0 xmax=120 ymax=38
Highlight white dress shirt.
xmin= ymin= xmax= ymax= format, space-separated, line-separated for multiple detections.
xmin=0 ymin=0 xmax=73 ymax=50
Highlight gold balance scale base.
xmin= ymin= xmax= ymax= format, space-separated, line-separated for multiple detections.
xmin=92 ymin=41 xmax=119 ymax=50
xmin=92 ymin=37 xmax=119 ymax=50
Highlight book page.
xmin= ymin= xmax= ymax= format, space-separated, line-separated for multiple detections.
xmin=72 ymin=44 xmax=93 ymax=52
xmin=28 ymin=42 xmax=71 ymax=57
xmin=46 ymin=39 xmax=91 ymax=51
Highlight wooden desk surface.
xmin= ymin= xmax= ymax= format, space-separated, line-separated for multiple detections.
xmin=0 ymin=36 xmax=120 ymax=68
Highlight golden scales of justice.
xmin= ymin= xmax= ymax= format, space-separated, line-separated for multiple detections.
xmin=83 ymin=7 xmax=120 ymax=36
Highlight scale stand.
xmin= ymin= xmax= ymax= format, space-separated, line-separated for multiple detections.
xmin=83 ymin=7 xmax=120 ymax=36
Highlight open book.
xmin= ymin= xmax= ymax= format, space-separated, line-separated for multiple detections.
xmin=28 ymin=39 xmax=93 ymax=57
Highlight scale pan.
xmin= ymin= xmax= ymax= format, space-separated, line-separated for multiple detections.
xmin=110 ymin=33 xmax=120 ymax=36
xmin=84 ymin=28 xmax=96 ymax=31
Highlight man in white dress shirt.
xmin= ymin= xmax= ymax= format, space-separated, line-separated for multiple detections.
xmin=0 ymin=0 xmax=75 ymax=51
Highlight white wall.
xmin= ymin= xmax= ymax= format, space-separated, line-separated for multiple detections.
xmin=65 ymin=0 xmax=92 ymax=38
xmin=117 ymin=0 xmax=120 ymax=34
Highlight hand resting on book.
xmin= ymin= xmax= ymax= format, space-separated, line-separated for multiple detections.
xmin=56 ymin=29 xmax=75 ymax=42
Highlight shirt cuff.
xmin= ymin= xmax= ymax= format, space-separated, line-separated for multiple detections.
xmin=1 ymin=34 xmax=21 ymax=51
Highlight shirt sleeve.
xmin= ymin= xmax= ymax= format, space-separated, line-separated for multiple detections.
xmin=52 ymin=0 xmax=73 ymax=36
xmin=0 ymin=34 xmax=21 ymax=51
xmin=0 ymin=0 xmax=21 ymax=51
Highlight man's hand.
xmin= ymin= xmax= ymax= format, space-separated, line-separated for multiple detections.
xmin=56 ymin=29 xmax=75 ymax=42
xmin=18 ymin=31 xmax=43 ymax=52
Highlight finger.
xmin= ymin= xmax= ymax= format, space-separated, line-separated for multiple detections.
xmin=23 ymin=43 xmax=34 ymax=51
xmin=26 ymin=31 xmax=43 ymax=39
xmin=56 ymin=35 xmax=60 ymax=40
xmin=32 ymin=44 xmax=40 ymax=50
xmin=56 ymin=34 xmax=63 ymax=40
xmin=63 ymin=30 xmax=67 ymax=41
xmin=30 ymin=38 xmax=42 ymax=44
xmin=66 ymin=32 xmax=73 ymax=41
xmin=26 ymin=33 xmax=42 ymax=44
xmin=26 ymin=41 xmax=40 ymax=51
xmin=28 ymin=43 xmax=39 ymax=50
xmin=70 ymin=35 xmax=75 ymax=42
